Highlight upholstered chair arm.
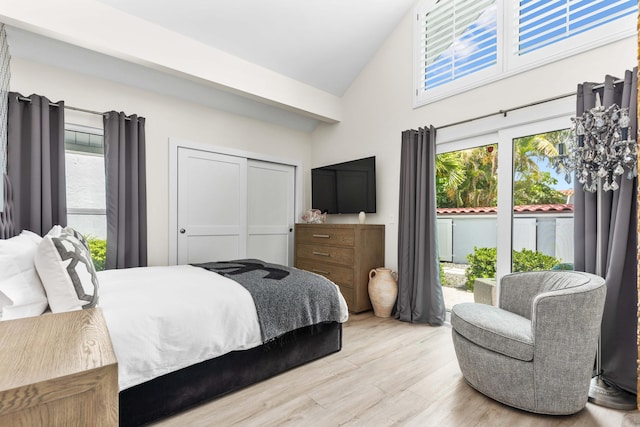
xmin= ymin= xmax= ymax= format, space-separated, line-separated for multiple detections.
xmin=499 ymin=272 xmax=549 ymax=319
xmin=530 ymin=282 xmax=606 ymax=413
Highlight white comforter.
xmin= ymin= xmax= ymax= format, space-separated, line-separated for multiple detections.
xmin=98 ymin=265 xmax=348 ymax=391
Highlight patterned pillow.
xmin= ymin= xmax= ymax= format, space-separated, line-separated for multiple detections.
xmin=35 ymin=227 xmax=99 ymax=312
xmin=63 ymin=226 xmax=90 ymax=251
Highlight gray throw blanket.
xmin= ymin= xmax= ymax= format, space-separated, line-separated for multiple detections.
xmin=193 ymin=259 xmax=342 ymax=342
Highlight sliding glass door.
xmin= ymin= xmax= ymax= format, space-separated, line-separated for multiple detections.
xmin=437 ymin=109 xmax=574 ymax=306
xmin=436 ymin=134 xmax=498 ymax=308
xmin=495 ymin=116 xmax=573 ymax=282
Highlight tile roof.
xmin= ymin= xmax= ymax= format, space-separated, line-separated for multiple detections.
xmin=437 ymin=204 xmax=574 ymax=215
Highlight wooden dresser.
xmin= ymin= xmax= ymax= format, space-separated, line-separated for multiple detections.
xmin=0 ymin=308 xmax=118 ymax=426
xmin=295 ymin=223 xmax=385 ymax=313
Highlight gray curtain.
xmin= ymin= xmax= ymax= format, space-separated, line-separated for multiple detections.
xmin=0 ymin=173 xmax=15 ymax=238
xmin=573 ymin=69 xmax=638 ymax=394
xmin=395 ymin=126 xmax=446 ymax=325
xmin=7 ymin=93 xmax=66 ymax=235
xmin=104 ymin=111 xmax=147 ymax=269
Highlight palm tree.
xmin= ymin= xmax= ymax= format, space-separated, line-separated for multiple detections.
xmin=436 ymin=151 xmax=466 ymax=207
xmin=513 ymin=131 xmax=564 ymax=178
xmin=436 ymin=130 xmax=567 ymax=209
xmin=459 ymin=145 xmax=497 ymax=207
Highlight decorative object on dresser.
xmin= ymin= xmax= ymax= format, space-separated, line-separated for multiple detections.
xmin=301 ymin=208 xmax=327 ymax=224
xmin=295 ymin=223 xmax=384 ymax=313
xmin=0 ymin=308 xmax=118 ymax=426
xmin=368 ymin=268 xmax=398 ymax=317
xmin=358 ymin=211 xmax=366 ymax=224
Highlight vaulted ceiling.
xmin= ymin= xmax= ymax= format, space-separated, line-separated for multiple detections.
xmin=1 ymin=0 xmax=418 ymax=131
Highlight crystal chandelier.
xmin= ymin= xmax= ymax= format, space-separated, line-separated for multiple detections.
xmin=553 ymin=104 xmax=637 ymax=192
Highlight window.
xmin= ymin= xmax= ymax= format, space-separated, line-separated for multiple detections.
xmin=415 ymin=0 xmax=637 ymax=106
xmin=422 ymin=0 xmax=498 ymax=90
xmin=516 ymin=0 xmax=637 ymax=55
xmin=64 ymin=124 xmax=106 ymax=242
xmin=436 ymin=143 xmax=498 ymax=309
xmin=435 ymin=95 xmax=573 ymax=287
xmin=512 ymin=129 xmax=574 ymax=273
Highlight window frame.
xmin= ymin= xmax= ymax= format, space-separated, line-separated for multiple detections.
xmin=505 ymin=0 xmax=637 ymax=73
xmin=435 ymin=95 xmax=574 ymax=295
xmin=414 ymin=0 xmax=637 ymax=107
xmin=414 ymin=0 xmax=504 ymax=105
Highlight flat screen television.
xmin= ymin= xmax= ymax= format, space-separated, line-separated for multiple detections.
xmin=311 ymin=156 xmax=376 ymax=214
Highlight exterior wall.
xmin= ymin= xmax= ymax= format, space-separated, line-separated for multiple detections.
xmin=437 ymin=214 xmax=574 ymax=265
xmin=10 ymin=57 xmax=313 ymax=266
xmin=310 ymin=7 xmax=636 ymax=270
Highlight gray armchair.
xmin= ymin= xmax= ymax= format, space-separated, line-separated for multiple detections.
xmin=451 ymin=271 xmax=606 ymax=415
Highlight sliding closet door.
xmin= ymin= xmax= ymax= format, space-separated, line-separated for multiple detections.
xmin=177 ymin=148 xmax=247 ymax=264
xmin=247 ymin=160 xmax=295 ymax=266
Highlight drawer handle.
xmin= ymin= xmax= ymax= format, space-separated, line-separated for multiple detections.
xmin=313 ymin=269 xmax=330 ymax=275
xmin=312 ymin=251 xmax=330 ymax=257
xmin=312 ymin=234 xmax=330 ymax=238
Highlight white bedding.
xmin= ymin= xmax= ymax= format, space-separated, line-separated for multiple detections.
xmin=98 ymin=264 xmax=348 ymax=391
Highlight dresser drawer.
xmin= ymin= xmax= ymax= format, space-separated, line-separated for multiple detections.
xmin=296 ymin=259 xmax=354 ymax=288
xmin=296 ymin=227 xmax=355 ymax=246
xmin=296 ymin=243 xmax=354 ymax=266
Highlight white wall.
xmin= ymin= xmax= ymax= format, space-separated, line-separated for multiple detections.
xmin=310 ymin=9 xmax=637 ymax=270
xmin=10 ymin=57 xmax=313 ymax=266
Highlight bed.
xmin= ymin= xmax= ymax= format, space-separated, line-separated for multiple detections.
xmin=0 ymin=174 xmax=347 ymax=426
xmin=108 ymin=262 xmax=347 ymax=426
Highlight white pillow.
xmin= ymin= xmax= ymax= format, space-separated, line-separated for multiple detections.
xmin=35 ymin=227 xmax=99 ymax=313
xmin=0 ymin=230 xmax=49 ymax=320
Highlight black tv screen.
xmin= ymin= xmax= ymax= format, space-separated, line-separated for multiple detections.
xmin=311 ymin=156 xmax=376 ymax=214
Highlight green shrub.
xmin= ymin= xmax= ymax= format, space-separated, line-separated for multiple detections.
xmin=86 ymin=236 xmax=106 ymax=271
xmin=512 ymin=249 xmax=560 ymax=273
xmin=439 ymin=260 xmax=447 ymax=286
xmin=464 ymin=247 xmax=560 ymax=291
xmin=465 ymin=247 xmax=497 ymax=291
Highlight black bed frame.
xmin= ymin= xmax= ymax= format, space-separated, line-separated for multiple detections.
xmin=119 ymin=321 xmax=342 ymax=426
xmin=0 ymin=174 xmax=343 ymax=427
xmin=120 ymin=322 xmax=342 ymax=426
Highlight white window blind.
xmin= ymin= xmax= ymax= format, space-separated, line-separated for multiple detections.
xmin=516 ymin=0 xmax=637 ymax=56
xmin=420 ymin=0 xmax=498 ymax=90
xmin=414 ymin=0 xmax=637 ymax=107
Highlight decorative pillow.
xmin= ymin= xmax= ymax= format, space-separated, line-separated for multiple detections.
xmin=0 ymin=230 xmax=49 ymax=320
xmin=35 ymin=227 xmax=99 ymax=313
xmin=63 ymin=225 xmax=90 ymax=251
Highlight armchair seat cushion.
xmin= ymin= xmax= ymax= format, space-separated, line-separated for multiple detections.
xmin=451 ymin=302 xmax=533 ymax=362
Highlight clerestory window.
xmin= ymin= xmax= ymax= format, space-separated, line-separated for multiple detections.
xmin=415 ymin=0 xmax=637 ymax=106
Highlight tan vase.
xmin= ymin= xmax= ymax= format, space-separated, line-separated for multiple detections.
xmin=368 ymin=268 xmax=398 ymax=318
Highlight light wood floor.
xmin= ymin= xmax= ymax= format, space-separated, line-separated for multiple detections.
xmin=153 ymin=312 xmax=638 ymax=427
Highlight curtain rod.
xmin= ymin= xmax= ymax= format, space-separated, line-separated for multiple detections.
xmin=436 ymin=78 xmax=625 ymax=131
xmin=16 ymin=95 xmax=133 ymax=121
xmin=16 ymin=95 xmax=105 ymax=116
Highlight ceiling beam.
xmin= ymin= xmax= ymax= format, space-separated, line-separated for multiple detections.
xmin=0 ymin=0 xmax=342 ymax=123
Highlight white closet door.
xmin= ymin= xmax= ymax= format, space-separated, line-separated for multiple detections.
xmin=247 ymin=160 xmax=295 ymax=266
xmin=177 ymin=148 xmax=247 ymax=264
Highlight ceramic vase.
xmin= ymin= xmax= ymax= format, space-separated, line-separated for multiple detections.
xmin=358 ymin=211 xmax=366 ymax=224
xmin=368 ymin=268 xmax=398 ymax=317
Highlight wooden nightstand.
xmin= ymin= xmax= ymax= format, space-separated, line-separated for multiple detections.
xmin=0 ymin=308 xmax=118 ymax=426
